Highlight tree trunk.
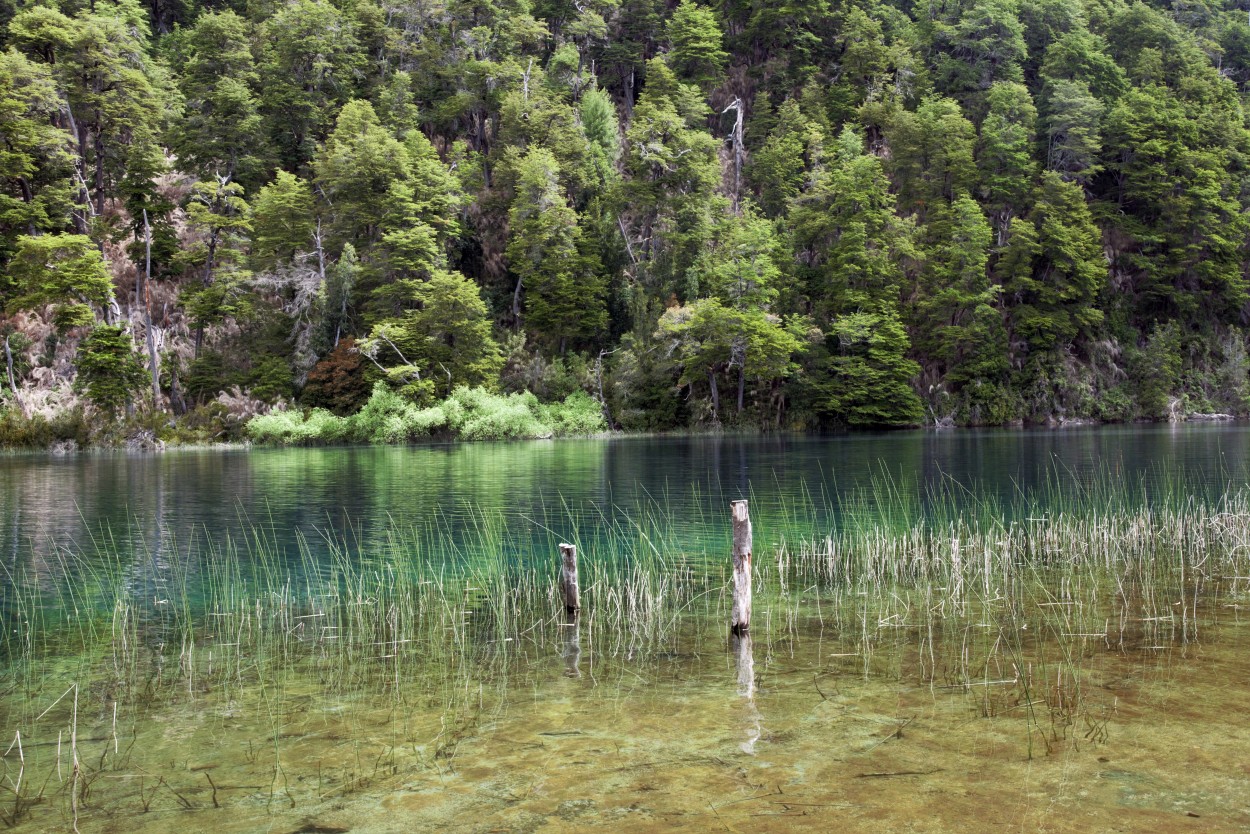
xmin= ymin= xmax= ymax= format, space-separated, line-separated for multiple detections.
xmin=195 ymin=229 xmax=219 ymax=358
xmin=169 ymin=361 xmax=185 ymax=415
xmin=93 ymin=132 xmax=106 ymax=217
xmin=595 ymin=349 xmax=614 ymax=428
xmin=737 ymin=366 xmax=745 ymax=414
xmin=143 ymin=210 xmax=160 ymax=406
xmin=708 ymin=368 xmax=720 ymax=424
xmin=723 ymin=98 xmax=745 ymax=210
xmin=511 ymin=276 xmax=524 ymax=329
xmin=4 ymin=334 xmax=29 ymax=419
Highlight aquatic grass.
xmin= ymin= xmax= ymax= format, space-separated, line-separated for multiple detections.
xmin=1 ymin=469 xmax=1250 ymax=825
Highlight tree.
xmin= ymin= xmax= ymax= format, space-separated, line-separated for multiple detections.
xmin=1043 ymin=79 xmax=1103 ymax=185
xmin=258 ymin=0 xmax=362 ymax=169
xmin=1103 ymin=84 xmax=1250 ymax=323
xmin=616 ymin=59 xmax=723 ymax=321
xmin=185 ymin=177 xmax=251 ymax=356
xmin=315 ymin=100 xmax=413 ymax=248
xmin=495 ymin=75 xmax=599 ymax=205
xmin=75 ymin=324 xmax=147 ymax=415
xmin=788 ymin=128 xmax=924 ymax=426
xmin=886 ymin=97 xmax=978 ymax=219
xmin=914 ymin=193 xmax=1002 ymax=386
xmin=505 ymin=148 xmax=606 ymax=351
xmin=978 ymin=82 xmax=1037 ymax=242
xmin=666 ymin=0 xmax=727 ymax=89
xmin=250 ymin=172 xmax=315 ymax=269
xmin=0 ymin=49 xmax=77 ymax=250
xmin=934 ymin=0 xmax=1027 ymax=109
xmin=998 ymin=172 xmax=1105 ymax=352
xmin=361 ymin=270 xmax=504 ymax=401
xmin=580 ymin=87 xmax=620 ymax=189
xmin=1038 ymin=28 xmax=1126 ymax=102
xmin=747 ymin=99 xmax=823 ymax=218
xmin=5 ymin=234 xmax=114 ymax=329
xmin=789 ymin=127 xmax=916 ymax=316
xmin=821 ymin=309 xmax=924 ymax=426
xmin=657 ymin=298 xmax=799 ymax=423
xmin=40 ymin=2 xmax=168 ymax=218
xmin=169 ymin=10 xmax=269 ymax=187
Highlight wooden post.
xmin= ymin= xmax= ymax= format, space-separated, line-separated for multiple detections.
xmin=559 ymin=543 xmax=580 ymax=615
xmin=731 ymin=500 xmax=751 ymax=635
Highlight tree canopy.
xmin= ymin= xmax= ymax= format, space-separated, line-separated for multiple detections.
xmin=4 ymin=0 xmax=1250 ymax=433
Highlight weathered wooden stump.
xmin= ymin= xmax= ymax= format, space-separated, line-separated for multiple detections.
xmin=730 ymin=500 xmax=752 ymax=635
xmin=559 ymin=543 xmax=580 ymax=615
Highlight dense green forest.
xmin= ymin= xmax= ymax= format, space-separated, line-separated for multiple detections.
xmin=2 ymin=0 xmax=1250 ymax=444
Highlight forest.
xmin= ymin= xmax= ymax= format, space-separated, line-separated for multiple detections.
xmin=2 ymin=0 xmax=1250 ymax=444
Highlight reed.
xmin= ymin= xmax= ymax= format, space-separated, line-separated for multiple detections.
xmin=0 ymin=468 xmax=1247 ymax=825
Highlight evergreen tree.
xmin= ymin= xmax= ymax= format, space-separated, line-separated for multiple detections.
xmin=361 ymin=269 xmax=504 ymax=401
xmin=665 ymin=0 xmax=727 ymax=90
xmin=978 ymin=81 xmax=1038 ymax=242
xmin=788 ymin=128 xmax=924 ymax=426
xmin=886 ymin=97 xmax=978 ymax=219
xmin=999 ymin=172 xmax=1105 ymax=352
xmin=505 ymin=147 xmax=606 ymax=351
xmin=5 ymin=234 xmax=114 ymax=329
xmin=74 ymin=323 xmax=147 ymax=415
xmin=251 ymin=172 xmax=316 ymax=269
xmin=258 ymin=0 xmax=362 ymax=169
xmin=170 ymin=10 xmax=270 ymax=188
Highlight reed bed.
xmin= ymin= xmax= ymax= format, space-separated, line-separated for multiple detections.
xmin=0 ymin=472 xmax=1247 ymax=826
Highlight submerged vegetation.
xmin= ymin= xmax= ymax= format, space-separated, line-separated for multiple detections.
xmin=7 ymin=0 xmax=1250 ymax=445
xmin=1 ymin=474 xmax=1248 ymax=828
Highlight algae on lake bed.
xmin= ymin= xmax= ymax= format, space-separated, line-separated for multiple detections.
xmin=1 ymin=493 xmax=1249 ymax=832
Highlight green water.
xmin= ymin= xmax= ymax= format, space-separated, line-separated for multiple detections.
xmin=1 ymin=426 xmax=1250 ymax=831
xmin=5 ymin=424 xmax=1250 ymax=570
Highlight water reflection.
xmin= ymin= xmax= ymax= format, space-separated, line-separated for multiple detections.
xmin=732 ymin=632 xmax=760 ymax=755
xmin=562 ymin=611 xmax=582 ymax=678
xmin=4 ymin=423 xmax=1250 ymax=580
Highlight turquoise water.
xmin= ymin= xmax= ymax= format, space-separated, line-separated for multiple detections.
xmin=4 ymin=424 xmax=1250 ymax=572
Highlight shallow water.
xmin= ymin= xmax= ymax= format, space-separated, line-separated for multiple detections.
xmin=3 ymin=570 xmax=1248 ymax=833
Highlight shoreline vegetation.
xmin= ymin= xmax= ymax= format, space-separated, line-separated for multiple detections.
xmin=0 ymin=382 xmax=1243 ymax=451
xmin=0 ymin=474 xmax=1247 ymax=828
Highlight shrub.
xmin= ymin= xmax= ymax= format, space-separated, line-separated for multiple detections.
xmin=451 ymin=387 xmax=550 ymax=440
xmin=543 ymin=390 xmax=607 ymax=436
xmin=245 ymin=383 xmax=608 ymax=445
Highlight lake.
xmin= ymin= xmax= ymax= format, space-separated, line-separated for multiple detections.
xmin=6 ymin=422 xmax=1250 ymax=567
xmin=0 ymin=425 xmax=1248 ymax=832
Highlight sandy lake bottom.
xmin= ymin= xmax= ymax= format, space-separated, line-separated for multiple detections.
xmin=6 ymin=594 xmax=1247 ymax=834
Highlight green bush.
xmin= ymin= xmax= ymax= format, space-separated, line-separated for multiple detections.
xmin=0 ymin=405 xmax=93 ymax=449
xmin=451 ymin=387 xmax=550 ymax=440
xmin=245 ymin=383 xmax=607 ymax=446
xmin=543 ymin=390 xmax=607 ymax=436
